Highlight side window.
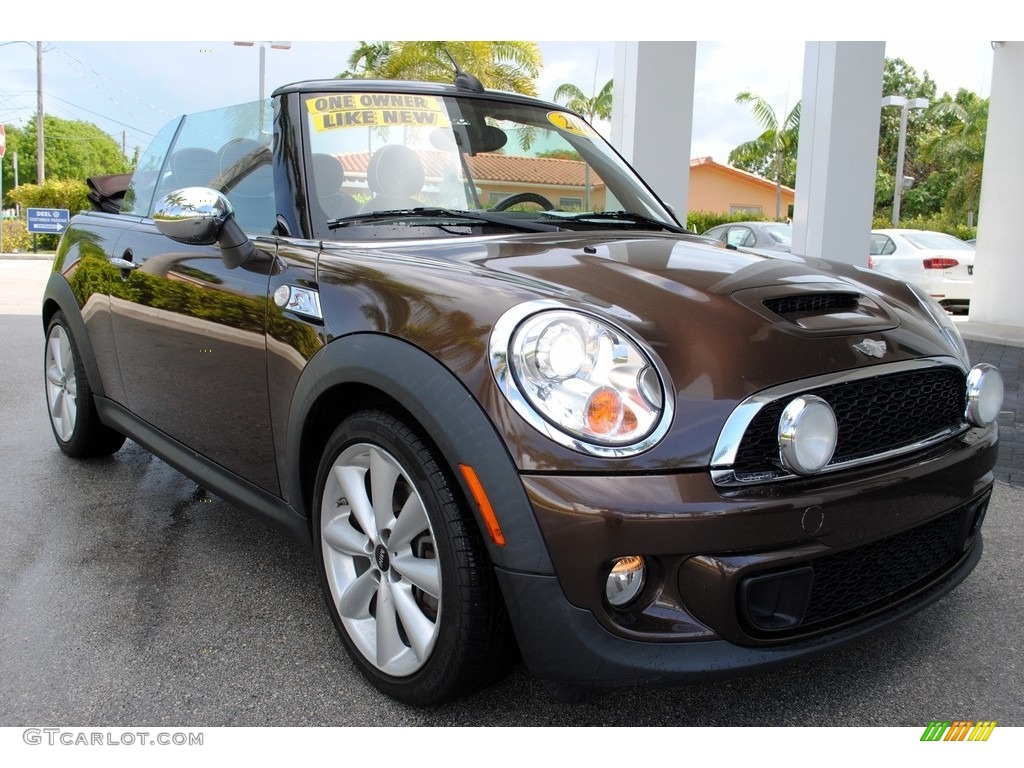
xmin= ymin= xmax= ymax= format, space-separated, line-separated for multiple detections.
xmin=725 ymin=227 xmax=751 ymax=248
xmin=151 ymin=99 xmax=275 ymax=235
xmin=704 ymin=226 xmax=725 ymax=243
xmin=120 ymin=118 xmax=181 ymax=216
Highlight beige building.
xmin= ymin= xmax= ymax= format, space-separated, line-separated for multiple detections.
xmin=688 ymin=156 xmax=795 ymax=219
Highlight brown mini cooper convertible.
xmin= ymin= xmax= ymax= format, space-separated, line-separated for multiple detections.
xmin=43 ymin=76 xmax=1003 ymax=705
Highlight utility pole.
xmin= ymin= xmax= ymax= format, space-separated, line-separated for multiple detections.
xmin=37 ymin=41 xmax=45 ymax=184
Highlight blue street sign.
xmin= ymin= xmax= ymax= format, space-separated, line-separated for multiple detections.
xmin=27 ymin=208 xmax=71 ymax=234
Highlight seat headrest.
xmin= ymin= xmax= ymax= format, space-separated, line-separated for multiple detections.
xmin=366 ymin=145 xmax=425 ymax=197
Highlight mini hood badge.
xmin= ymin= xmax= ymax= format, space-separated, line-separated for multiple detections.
xmin=853 ymin=338 xmax=888 ymax=358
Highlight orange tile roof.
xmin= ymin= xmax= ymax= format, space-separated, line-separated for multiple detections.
xmin=689 ymin=156 xmax=795 ymax=194
xmin=337 ymin=150 xmax=605 ymax=188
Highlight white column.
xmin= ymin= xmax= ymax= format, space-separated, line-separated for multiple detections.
xmin=968 ymin=42 xmax=1024 ymax=331
xmin=612 ymin=42 xmax=695 ymax=223
xmin=791 ymin=42 xmax=885 ymax=266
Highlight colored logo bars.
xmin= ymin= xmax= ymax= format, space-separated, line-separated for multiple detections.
xmin=920 ymin=721 xmax=997 ymax=741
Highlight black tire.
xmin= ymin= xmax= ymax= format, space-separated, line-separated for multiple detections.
xmin=313 ymin=409 xmax=516 ymax=705
xmin=44 ymin=311 xmax=126 ymax=458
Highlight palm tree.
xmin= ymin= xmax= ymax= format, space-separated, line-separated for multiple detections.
xmin=919 ymin=94 xmax=988 ymax=224
xmin=553 ymin=78 xmax=613 ymax=124
xmin=553 ymin=79 xmax=613 ymax=209
xmin=338 ymin=42 xmax=392 ymax=79
xmin=336 ymin=41 xmax=542 ymax=96
xmin=729 ymin=92 xmax=801 ymax=220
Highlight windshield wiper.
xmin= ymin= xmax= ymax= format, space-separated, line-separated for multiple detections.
xmin=540 ymin=210 xmax=687 ymax=233
xmin=328 ymin=207 xmax=562 ymax=233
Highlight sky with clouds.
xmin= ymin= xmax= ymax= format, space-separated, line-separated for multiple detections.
xmin=0 ymin=4 xmax=1009 ymax=169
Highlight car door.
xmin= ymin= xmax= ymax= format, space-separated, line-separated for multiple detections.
xmin=106 ymin=101 xmax=282 ymax=494
xmin=108 ymin=225 xmax=280 ymax=494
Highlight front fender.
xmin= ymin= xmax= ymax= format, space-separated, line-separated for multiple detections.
xmin=285 ymin=332 xmax=554 ymax=575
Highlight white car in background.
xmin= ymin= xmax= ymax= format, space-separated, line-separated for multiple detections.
xmin=869 ymin=229 xmax=975 ymax=314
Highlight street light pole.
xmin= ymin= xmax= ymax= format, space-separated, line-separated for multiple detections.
xmin=881 ymin=95 xmax=929 ymax=227
xmin=37 ymin=41 xmax=45 ymax=184
xmin=234 ymin=41 xmax=291 ymax=129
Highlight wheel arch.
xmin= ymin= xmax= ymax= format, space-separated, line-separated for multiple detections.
xmin=42 ymin=274 xmax=109 ymax=401
xmin=286 ymin=333 xmax=553 ymax=574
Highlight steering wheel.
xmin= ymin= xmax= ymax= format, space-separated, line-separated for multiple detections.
xmin=492 ymin=192 xmax=554 ymax=212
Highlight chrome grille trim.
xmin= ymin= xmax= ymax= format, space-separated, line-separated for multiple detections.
xmin=711 ymin=357 xmax=968 ymax=487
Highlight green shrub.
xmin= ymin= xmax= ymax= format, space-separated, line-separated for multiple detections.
xmin=8 ymin=180 xmax=91 ymax=217
xmin=1 ymin=218 xmax=33 ymax=253
xmin=871 ymin=212 xmax=976 ymax=241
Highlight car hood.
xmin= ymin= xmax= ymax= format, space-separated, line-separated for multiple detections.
xmin=320 ymin=232 xmax=967 ymax=471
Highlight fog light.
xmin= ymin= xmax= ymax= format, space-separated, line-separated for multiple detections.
xmin=965 ymin=364 xmax=1004 ymax=426
xmin=605 ymin=556 xmax=646 ymax=607
xmin=778 ymin=395 xmax=838 ymax=475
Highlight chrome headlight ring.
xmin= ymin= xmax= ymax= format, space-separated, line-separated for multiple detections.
xmin=489 ymin=300 xmax=674 ymax=458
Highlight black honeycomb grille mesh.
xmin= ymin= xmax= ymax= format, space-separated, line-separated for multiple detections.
xmin=763 ymin=293 xmax=861 ymax=315
xmin=733 ymin=367 xmax=966 ymax=477
xmin=801 ymin=507 xmax=965 ymax=626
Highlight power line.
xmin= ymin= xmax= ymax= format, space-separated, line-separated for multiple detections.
xmin=49 ymin=45 xmax=173 ymax=134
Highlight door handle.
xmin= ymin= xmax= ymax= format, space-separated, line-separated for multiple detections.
xmin=109 ymin=258 xmax=138 ymax=270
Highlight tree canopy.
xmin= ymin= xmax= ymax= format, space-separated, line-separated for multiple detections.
xmin=728 ymin=92 xmax=801 ymax=220
xmin=2 ymin=115 xmax=131 ymax=203
xmin=727 ymin=56 xmax=989 ymax=229
xmin=336 ymin=41 xmax=543 ymax=96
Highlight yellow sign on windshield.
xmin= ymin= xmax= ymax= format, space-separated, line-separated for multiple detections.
xmin=547 ymin=111 xmax=594 ymax=137
xmin=307 ymin=94 xmax=450 ymax=132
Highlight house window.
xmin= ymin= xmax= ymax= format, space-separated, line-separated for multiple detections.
xmin=729 ymin=205 xmax=762 ymax=215
xmin=558 ymin=197 xmax=583 ymax=210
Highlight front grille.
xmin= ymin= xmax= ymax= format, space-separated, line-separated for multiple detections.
xmin=738 ymin=492 xmax=988 ymax=638
xmin=802 ymin=508 xmax=963 ymax=625
xmin=764 ymin=293 xmax=861 ymax=315
xmin=732 ymin=366 xmax=966 ymax=478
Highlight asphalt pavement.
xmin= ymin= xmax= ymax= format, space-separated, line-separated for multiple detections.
xmin=1 ymin=258 xmax=1022 ymax=727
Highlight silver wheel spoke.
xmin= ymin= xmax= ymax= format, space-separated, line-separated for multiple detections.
xmin=369 ymin=446 xmax=401 ymax=532
xmin=392 ymin=554 xmax=441 ymax=599
xmin=392 ymin=582 xmax=436 ymax=661
xmin=390 ymin=492 xmax=428 ymax=549
xmin=374 ymin=578 xmax=406 ymax=667
xmin=336 ymin=569 xmax=378 ymax=620
xmin=59 ymin=331 xmax=72 ymax=372
xmin=46 ymin=361 xmax=64 ymax=387
xmin=322 ymin=436 xmax=443 ymax=678
xmin=45 ymin=326 xmax=78 ymax=441
xmin=335 ymin=465 xmax=378 ymax=544
xmin=323 ymin=514 xmax=369 ymax=556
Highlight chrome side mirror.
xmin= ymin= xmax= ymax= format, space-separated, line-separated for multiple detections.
xmin=153 ymin=187 xmax=254 ymax=268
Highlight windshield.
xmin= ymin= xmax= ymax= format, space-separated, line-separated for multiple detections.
xmin=301 ymin=90 xmax=678 ymax=238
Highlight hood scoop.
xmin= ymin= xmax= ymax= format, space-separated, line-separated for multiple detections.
xmin=735 ymin=285 xmax=900 ymax=333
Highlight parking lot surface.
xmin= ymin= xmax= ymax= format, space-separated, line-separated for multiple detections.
xmin=2 ymin=259 xmax=1022 ymax=726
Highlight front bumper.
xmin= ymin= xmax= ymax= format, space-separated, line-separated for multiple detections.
xmin=500 ymin=424 xmax=997 ymax=691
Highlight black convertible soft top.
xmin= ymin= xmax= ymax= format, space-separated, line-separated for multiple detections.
xmin=86 ymin=173 xmax=132 ymax=213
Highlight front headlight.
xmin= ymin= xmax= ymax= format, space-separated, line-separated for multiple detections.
xmin=490 ymin=302 xmax=673 ymax=456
